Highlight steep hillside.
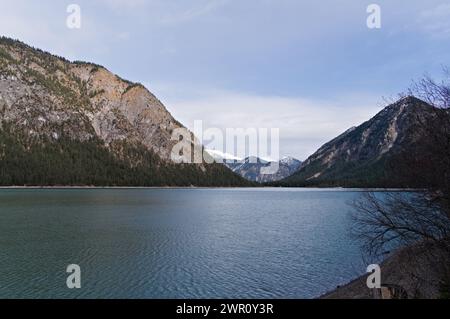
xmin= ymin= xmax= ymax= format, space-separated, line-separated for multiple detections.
xmin=280 ymin=97 xmax=450 ymax=187
xmin=0 ymin=37 xmax=249 ymax=187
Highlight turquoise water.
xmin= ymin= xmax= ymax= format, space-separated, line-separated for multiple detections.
xmin=0 ymin=188 xmax=366 ymax=299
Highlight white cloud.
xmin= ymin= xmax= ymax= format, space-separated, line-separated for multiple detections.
xmin=116 ymin=31 xmax=131 ymax=40
xmin=96 ymin=0 xmax=229 ymax=26
xmin=153 ymin=86 xmax=382 ymax=160
xmin=159 ymin=0 xmax=229 ymax=26
xmin=97 ymin=0 xmax=149 ymax=10
xmin=418 ymin=3 xmax=450 ymax=37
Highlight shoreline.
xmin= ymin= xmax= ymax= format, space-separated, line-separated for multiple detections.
xmin=0 ymin=186 xmax=420 ymax=193
xmin=320 ymin=241 xmax=445 ymax=299
xmin=0 ymin=186 xmax=419 ymax=191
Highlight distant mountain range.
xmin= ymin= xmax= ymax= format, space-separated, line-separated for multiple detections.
xmin=0 ymin=37 xmax=249 ymax=187
xmin=278 ymin=96 xmax=450 ymax=188
xmin=207 ymin=150 xmax=302 ymax=183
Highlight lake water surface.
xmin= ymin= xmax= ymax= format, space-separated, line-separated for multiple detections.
xmin=0 ymin=188 xmax=367 ymax=299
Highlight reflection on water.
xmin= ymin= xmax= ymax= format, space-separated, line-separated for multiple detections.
xmin=0 ymin=188 xmax=366 ymax=299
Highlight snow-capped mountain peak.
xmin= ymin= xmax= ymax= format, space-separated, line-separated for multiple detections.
xmin=206 ymin=149 xmax=243 ymax=162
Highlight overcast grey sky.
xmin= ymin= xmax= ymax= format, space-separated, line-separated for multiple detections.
xmin=1 ymin=0 xmax=449 ymax=159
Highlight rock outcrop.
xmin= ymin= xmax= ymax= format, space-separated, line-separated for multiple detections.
xmin=0 ymin=37 xmax=248 ymax=187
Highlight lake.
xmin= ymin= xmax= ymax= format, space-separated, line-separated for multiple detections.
xmin=0 ymin=188 xmax=367 ymax=299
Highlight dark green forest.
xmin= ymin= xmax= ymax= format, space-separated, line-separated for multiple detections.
xmin=0 ymin=124 xmax=251 ymax=187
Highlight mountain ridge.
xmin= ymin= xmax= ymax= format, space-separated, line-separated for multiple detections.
xmin=207 ymin=151 xmax=302 ymax=183
xmin=278 ymin=96 xmax=450 ymax=187
xmin=0 ymin=36 xmax=250 ymax=187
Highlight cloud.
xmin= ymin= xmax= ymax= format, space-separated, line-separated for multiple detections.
xmin=97 ymin=0 xmax=149 ymax=10
xmin=153 ymin=86 xmax=382 ymax=160
xmin=158 ymin=0 xmax=229 ymax=26
xmin=96 ymin=0 xmax=229 ymax=25
xmin=116 ymin=31 xmax=131 ymax=40
xmin=418 ymin=3 xmax=450 ymax=37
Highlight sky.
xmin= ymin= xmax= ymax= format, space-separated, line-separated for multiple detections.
xmin=0 ymin=0 xmax=449 ymax=160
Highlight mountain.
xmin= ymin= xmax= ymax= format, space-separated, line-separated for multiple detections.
xmin=279 ymin=96 xmax=450 ymax=187
xmin=0 ymin=37 xmax=249 ymax=187
xmin=211 ymin=152 xmax=302 ymax=183
xmin=280 ymin=156 xmax=303 ymax=170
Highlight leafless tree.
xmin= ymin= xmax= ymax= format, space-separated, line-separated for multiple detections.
xmin=381 ymin=67 xmax=450 ymax=110
xmin=352 ymin=67 xmax=450 ymax=297
xmin=408 ymin=67 xmax=450 ymax=109
xmin=352 ymin=192 xmax=450 ymax=257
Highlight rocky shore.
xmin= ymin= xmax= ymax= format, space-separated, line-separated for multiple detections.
xmin=321 ymin=242 xmax=447 ymax=299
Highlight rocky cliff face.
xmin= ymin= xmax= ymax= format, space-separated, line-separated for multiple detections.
xmin=0 ymin=37 xmax=181 ymax=160
xmin=281 ymin=96 xmax=450 ymax=187
xmin=215 ymin=155 xmax=302 ymax=183
xmin=0 ymin=37 xmax=248 ymax=186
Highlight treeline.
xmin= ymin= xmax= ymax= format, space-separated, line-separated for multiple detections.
xmin=0 ymin=126 xmax=250 ymax=187
xmin=269 ymin=157 xmax=399 ymax=188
